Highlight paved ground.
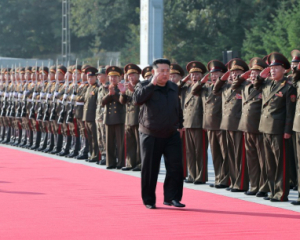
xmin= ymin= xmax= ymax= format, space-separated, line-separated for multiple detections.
xmin=3 ymin=144 xmax=299 ymax=213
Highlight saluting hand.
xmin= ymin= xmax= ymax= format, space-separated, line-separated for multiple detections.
xmin=200 ymin=74 xmax=210 ymax=84
xmin=182 ymin=74 xmax=190 ymax=83
xmin=151 ymin=72 xmax=163 ymax=86
xmin=259 ymin=67 xmax=270 ymax=79
xmin=240 ymin=70 xmax=251 ymax=80
xmin=221 ymin=71 xmax=230 ymax=81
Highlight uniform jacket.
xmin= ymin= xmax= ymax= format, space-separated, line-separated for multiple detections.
xmin=96 ymin=83 xmax=109 ymax=121
xmin=259 ymin=77 xmax=296 ymax=134
xmin=119 ymin=87 xmax=140 ymax=126
xmin=75 ymin=82 xmax=89 ymax=120
xmin=82 ymin=84 xmax=98 ymax=122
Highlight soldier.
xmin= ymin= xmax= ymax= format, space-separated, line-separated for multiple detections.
xmin=65 ymin=65 xmax=82 ymax=158
xmin=0 ymin=68 xmax=5 ymax=142
xmin=95 ymin=66 xmax=108 ymax=164
xmin=142 ymin=66 xmax=152 ymax=80
xmin=2 ymin=68 xmax=12 ymax=144
xmin=170 ymin=64 xmax=185 ymax=84
xmin=118 ymin=63 xmax=141 ymax=171
xmin=289 ymin=50 xmax=300 ymax=205
xmin=78 ymin=66 xmax=99 ymax=162
xmin=256 ymin=52 xmax=296 ymax=202
xmin=74 ymin=64 xmax=90 ymax=160
xmin=101 ymin=66 xmax=126 ymax=169
xmin=191 ymin=60 xmax=230 ymax=188
xmin=213 ymin=58 xmax=249 ymax=192
xmin=42 ymin=66 xmax=57 ymax=153
xmin=237 ymin=57 xmax=269 ymax=197
xmin=49 ymin=65 xmax=67 ymax=154
xmin=8 ymin=68 xmax=18 ymax=145
xmin=178 ymin=61 xmax=208 ymax=184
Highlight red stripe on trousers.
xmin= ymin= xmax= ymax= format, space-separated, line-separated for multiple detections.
xmin=202 ymin=129 xmax=206 ymax=182
xmin=240 ymin=134 xmax=246 ymax=190
xmin=124 ymin=131 xmax=127 ymax=166
xmin=281 ymin=137 xmax=286 ymax=201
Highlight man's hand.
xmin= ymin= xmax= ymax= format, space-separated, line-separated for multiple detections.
xmin=118 ymin=82 xmax=126 ymax=94
xmin=200 ymin=74 xmax=210 ymax=84
xmin=221 ymin=71 xmax=230 ymax=81
xmin=259 ymin=67 xmax=270 ymax=79
xmin=240 ymin=70 xmax=251 ymax=80
xmin=284 ymin=133 xmax=291 ymax=139
xmin=109 ymin=84 xmax=115 ymax=95
xmin=182 ymin=74 xmax=190 ymax=83
xmin=151 ymin=72 xmax=163 ymax=86
xmin=178 ymin=129 xmax=184 ymax=138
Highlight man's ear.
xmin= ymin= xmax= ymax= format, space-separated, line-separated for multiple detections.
xmin=151 ymin=69 xmax=155 ymax=75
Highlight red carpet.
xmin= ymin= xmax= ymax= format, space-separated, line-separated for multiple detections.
xmin=0 ymin=146 xmax=300 ymax=239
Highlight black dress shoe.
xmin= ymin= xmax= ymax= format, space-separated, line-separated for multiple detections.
xmin=194 ymin=181 xmax=205 ymax=185
xmin=215 ymin=184 xmax=229 ymax=189
xmin=57 ymin=151 xmax=69 ymax=156
xmin=270 ymin=198 xmax=288 ymax=202
xmin=244 ymin=191 xmax=257 ymax=196
xmin=100 ymin=159 xmax=106 ymax=165
xmin=263 ymin=196 xmax=271 ymax=201
xmin=163 ymin=200 xmax=185 ymax=208
xmin=75 ymin=154 xmax=88 ymax=160
xmin=256 ymin=192 xmax=268 ymax=197
xmin=50 ymin=149 xmax=61 ymax=155
xmin=132 ymin=166 xmax=141 ymax=171
xmin=122 ymin=167 xmax=132 ymax=171
xmin=145 ymin=204 xmax=156 ymax=209
xmin=106 ymin=166 xmax=116 ymax=169
xmin=184 ymin=179 xmax=193 ymax=184
xmin=293 ymin=186 xmax=298 ymax=191
xmin=209 ymin=184 xmax=215 ymax=188
xmin=231 ymin=189 xmax=246 ymax=192
xmin=88 ymin=158 xmax=98 ymax=163
xmin=66 ymin=152 xmax=78 ymax=158
xmin=291 ymin=201 xmax=300 ymax=205
xmin=116 ymin=166 xmax=122 ymax=169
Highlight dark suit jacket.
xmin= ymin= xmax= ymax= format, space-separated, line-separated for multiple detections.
xmin=82 ymin=84 xmax=98 ymax=121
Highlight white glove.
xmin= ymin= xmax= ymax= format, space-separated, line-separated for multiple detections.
xmin=54 ymin=92 xmax=59 ymax=97
xmin=40 ymin=93 xmax=46 ymax=98
xmin=4 ymin=92 xmax=9 ymax=97
xmin=32 ymin=92 xmax=37 ymax=98
xmin=70 ymin=94 xmax=76 ymax=101
xmin=47 ymin=93 xmax=52 ymax=99
xmin=63 ymin=94 xmax=68 ymax=100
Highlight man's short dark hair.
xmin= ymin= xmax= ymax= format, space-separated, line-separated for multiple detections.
xmin=152 ymin=58 xmax=171 ymax=69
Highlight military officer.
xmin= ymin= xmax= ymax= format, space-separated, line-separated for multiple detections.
xmin=238 ymin=57 xmax=269 ymax=197
xmin=2 ymin=68 xmax=12 ymax=144
xmin=74 ymin=64 xmax=90 ymax=160
xmin=78 ymin=66 xmax=99 ymax=162
xmin=118 ymin=63 xmax=141 ymax=171
xmin=142 ymin=66 xmax=153 ymax=80
xmin=213 ymin=58 xmax=249 ymax=192
xmin=192 ymin=60 xmax=230 ymax=188
xmin=95 ymin=66 xmax=108 ymax=165
xmin=178 ymin=61 xmax=208 ymax=184
xmin=101 ymin=66 xmax=126 ymax=169
xmin=256 ymin=52 xmax=296 ymax=202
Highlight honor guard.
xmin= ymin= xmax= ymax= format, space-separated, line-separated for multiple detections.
xmin=119 ymin=63 xmax=141 ymax=171
xmin=102 ymin=66 xmax=126 ymax=169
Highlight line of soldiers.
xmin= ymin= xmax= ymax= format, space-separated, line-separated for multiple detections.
xmin=1 ymin=50 xmax=300 ymax=205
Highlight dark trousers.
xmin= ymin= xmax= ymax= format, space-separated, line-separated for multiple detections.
xmin=207 ymin=130 xmax=229 ymax=186
xmin=140 ymin=131 xmax=183 ymax=205
xmin=125 ymin=125 xmax=141 ymax=168
xmin=263 ymin=133 xmax=290 ymax=201
xmin=85 ymin=121 xmax=99 ymax=160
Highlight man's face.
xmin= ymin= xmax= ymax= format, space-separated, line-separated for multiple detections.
xmin=16 ymin=73 xmax=20 ymax=81
xmin=5 ymin=73 xmax=10 ymax=81
xmin=270 ymin=65 xmax=285 ymax=81
xmin=73 ymin=72 xmax=81 ymax=83
xmin=128 ymin=73 xmax=139 ymax=86
xmin=31 ymin=73 xmax=38 ymax=81
xmin=109 ymin=75 xmax=120 ymax=86
xmin=250 ymin=70 xmax=260 ymax=83
xmin=49 ymin=72 xmax=55 ymax=81
xmin=169 ymin=74 xmax=181 ymax=84
xmin=20 ymin=73 xmax=25 ymax=82
xmin=152 ymin=63 xmax=170 ymax=86
xmin=11 ymin=73 xmax=15 ymax=82
xmin=56 ymin=72 xmax=65 ymax=81
xmin=25 ymin=72 xmax=31 ymax=81
xmin=210 ymin=71 xmax=223 ymax=84
xmin=291 ymin=62 xmax=298 ymax=70
xmin=88 ymin=75 xmax=97 ymax=85
xmin=190 ymin=72 xmax=203 ymax=84
xmin=81 ymin=73 xmax=87 ymax=82
xmin=97 ymin=74 xmax=107 ymax=84
xmin=231 ymin=69 xmax=244 ymax=80
xmin=66 ymin=72 xmax=72 ymax=81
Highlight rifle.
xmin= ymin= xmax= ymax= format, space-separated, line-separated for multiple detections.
xmin=28 ymin=62 xmax=38 ymax=119
xmin=36 ymin=62 xmax=46 ymax=121
xmin=66 ymin=59 xmax=78 ymax=124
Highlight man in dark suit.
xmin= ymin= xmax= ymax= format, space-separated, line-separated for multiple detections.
xmin=238 ymin=57 xmax=269 ymax=197
xmin=192 ymin=60 xmax=230 ymax=188
xmin=213 ymin=58 xmax=249 ymax=192
xmin=256 ymin=52 xmax=296 ymax=202
xmin=133 ymin=58 xmax=185 ymax=209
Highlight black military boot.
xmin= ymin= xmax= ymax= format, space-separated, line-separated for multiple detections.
xmin=37 ymin=132 xmax=47 ymax=151
xmin=8 ymin=127 xmax=16 ymax=145
xmin=75 ymin=137 xmax=89 ymax=160
xmin=24 ymin=130 xmax=33 ymax=148
xmin=57 ymin=135 xmax=71 ymax=156
xmin=30 ymin=131 xmax=40 ymax=150
xmin=42 ymin=133 xmax=54 ymax=153
xmin=12 ymin=128 xmax=21 ymax=146
xmin=2 ymin=127 xmax=11 ymax=144
xmin=18 ymin=129 xmax=27 ymax=147
xmin=0 ymin=126 xmax=4 ymax=142
xmin=66 ymin=136 xmax=80 ymax=158
xmin=50 ymin=134 xmax=63 ymax=154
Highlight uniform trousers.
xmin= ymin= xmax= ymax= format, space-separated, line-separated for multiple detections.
xmin=140 ymin=131 xmax=183 ymax=205
xmin=85 ymin=121 xmax=99 ymax=160
xmin=226 ymin=130 xmax=249 ymax=190
xmin=185 ymin=128 xmax=208 ymax=183
xmin=96 ymin=119 xmax=106 ymax=155
xmin=105 ymin=124 xmax=125 ymax=168
xmin=244 ymin=132 xmax=269 ymax=193
xmin=125 ymin=125 xmax=141 ymax=168
xmin=263 ymin=133 xmax=290 ymax=201
xmin=207 ymin=130 xmax=229 ymax=186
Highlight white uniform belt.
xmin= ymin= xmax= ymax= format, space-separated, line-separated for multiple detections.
xmin=75 ymin=102 xmax=84 ymax=106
